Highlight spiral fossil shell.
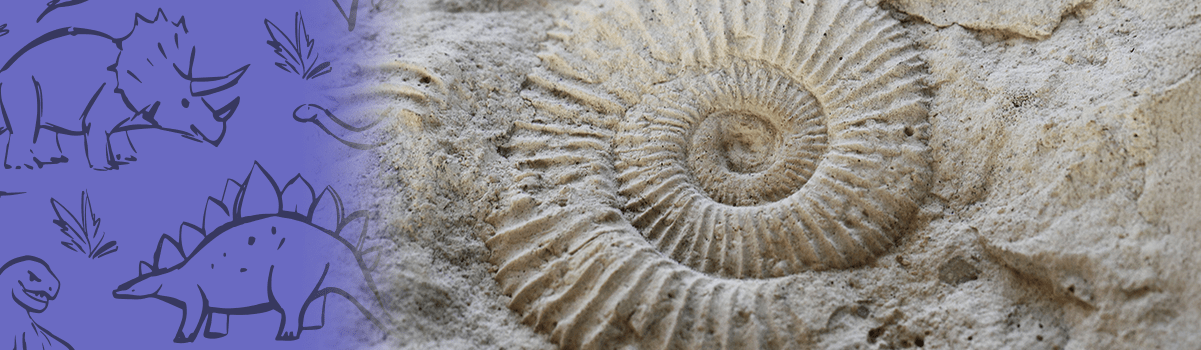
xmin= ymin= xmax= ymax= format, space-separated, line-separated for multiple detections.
xmin=486 ymin=0 xmax=931 ymax=348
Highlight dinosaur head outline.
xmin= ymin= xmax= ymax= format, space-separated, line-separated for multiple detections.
xmin=112 ymin=268 xmax=167 ymax=300
xmin=1 ymin=256 xmax=60 ymax=313
xmin=112 ymin=243 xmax=183 ymax=304
xmin=108 ymin=9 xmax=250 ymax=147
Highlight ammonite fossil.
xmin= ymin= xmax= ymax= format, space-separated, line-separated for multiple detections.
xmin=486 ymin=0 xmax=931 ymax=348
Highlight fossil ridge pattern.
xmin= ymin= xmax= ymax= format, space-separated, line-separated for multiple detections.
xmin=486 ymin=0 xmax=932 ymax=348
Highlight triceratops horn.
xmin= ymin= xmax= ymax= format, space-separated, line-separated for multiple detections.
xmin=190 ymin=64 xmax=250 ymax=97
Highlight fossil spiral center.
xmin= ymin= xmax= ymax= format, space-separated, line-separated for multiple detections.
xmin=696 ymin=111 xmax=781 ymax=174
xmin=613 ymin=62 xmax=844 ymax=278
xmin=494 ymin=0 xmax=933 ymax=342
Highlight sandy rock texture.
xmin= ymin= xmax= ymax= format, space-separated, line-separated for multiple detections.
xmin=883 ymin=0 xmax=1091 ymax=39
xmin=335 ymin=0 xmax=1201 ymax=348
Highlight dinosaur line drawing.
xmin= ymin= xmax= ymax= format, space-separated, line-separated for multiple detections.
xmin=0 ymin=9 xmax=249 ymax=170
xmin=1 ymin=256 xmax=74 ymax=350
xmin=38 ymin=0 xmax=90 ymax=23
xmin=113 ymin=162 xmax=390 ymax=342
xmin=291 ymin=104 xmax=381 ymax=150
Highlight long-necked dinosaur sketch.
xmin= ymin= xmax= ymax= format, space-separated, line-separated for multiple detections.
xmin=0 ymin=9 xmax=250 ymax=170
xmin=291 ymin=104 xmax=381 ymax=150
xmin=112 ymin=162 xmax=390 ymax=342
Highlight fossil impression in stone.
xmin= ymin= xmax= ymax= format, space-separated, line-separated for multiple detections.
xmin=486 ymin=0 xmax=931 ymax=348
xmin=371 ymin=60 xmax=450 ymax=131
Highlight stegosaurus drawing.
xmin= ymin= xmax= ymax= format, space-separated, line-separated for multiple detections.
xmin=0 ymin=9 xmax=249 ymax=170
xmin=112 ymin=162 xmax=390 ymax=342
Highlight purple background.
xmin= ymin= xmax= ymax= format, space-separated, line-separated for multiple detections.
xmin=0 ymin=0 xmax=383 ymax=348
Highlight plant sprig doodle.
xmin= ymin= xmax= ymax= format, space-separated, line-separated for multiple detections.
xmin=265 ymin=12 xmax=332 ymax=80
xmin=51 ymin=190 xmax=118 ymax=259
xmin=331 ymin=0 xmax=359 ymax=31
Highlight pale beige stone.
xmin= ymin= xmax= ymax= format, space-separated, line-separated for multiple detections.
xmin=333 ymin=0 xmax=1201 ymax=348
xmin=480 ymin=0 xmax=932 ymax=347
xmin=883 ymin=0 xmax=1092 ymax=39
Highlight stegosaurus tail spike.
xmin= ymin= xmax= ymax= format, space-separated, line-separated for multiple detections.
xmin=138 ymin=261 xmax=155 ymax=276
xmin=220 ymin=179 xmax=242 ymax=203
xmin=152 ymin=234 xmax=185 ymax=269
xmin=336 ymin=211 xmax=362 ymax=250
xmin=337 ymin=210 xmax=370 ymax=251
xmin=363 ymin=246 xmax=384 ymax=271
xmin=336 ymin=209 xmax=384 ymax=272
xmin=281 ymin=174 xmax=315 ymax=216
xmin=202 ymin=196 xmax=231 ymax=234
xmin=179 ymin=222 xmax=205 ymax=255
xmin=309 ymin=186 xmax=343 ymax=232
xmin=235 ymin=161 xmax=283 ymax=219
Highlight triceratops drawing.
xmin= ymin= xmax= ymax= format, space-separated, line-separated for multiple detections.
xmin=0 ymin=9 xmax=249 ymax=170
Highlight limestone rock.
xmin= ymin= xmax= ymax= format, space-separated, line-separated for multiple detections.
xmin=348 ymin=0 xmax=1201 ymax=348
xmin=883 ymin=0 xmax=1091 ymax=39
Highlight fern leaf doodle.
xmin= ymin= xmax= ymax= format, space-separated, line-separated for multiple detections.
xmin=265 ymin=12 xmax=332 ymax=80
xmin=50 ymin=191 xmax=118 ymax=259
xmin=331 ymin=0 xmax=360 ymax=31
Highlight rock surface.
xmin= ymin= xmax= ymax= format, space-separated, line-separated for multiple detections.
xmin=882 ymin=0 xmax=1091 ymax=39
xmin=337 ymin=0 xmax=1201 ymax=348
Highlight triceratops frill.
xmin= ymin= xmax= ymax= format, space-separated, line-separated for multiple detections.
xmin=0 ymin=9 xmax=249 ymax=170
xmin=112 ymin=162 xmax=390 ymax=342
